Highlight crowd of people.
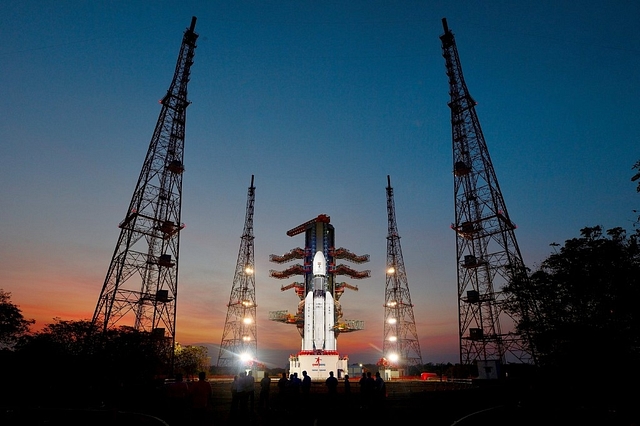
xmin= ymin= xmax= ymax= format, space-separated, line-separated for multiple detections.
xmin=164 ymin=372 xmax=214 ymax=426
xmin=269 ymin=369 xmax=386 ymax=411
xmin=357 ymin=371 xmax=387 ymax=408
xmin=163 ymin=369 xmax=387 ymax=425
xmin=230 ymin=370 xmax=256 ymax=417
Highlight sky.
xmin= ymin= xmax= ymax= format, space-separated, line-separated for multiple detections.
xmin=1 ymin=1 xmax=639 ymax=368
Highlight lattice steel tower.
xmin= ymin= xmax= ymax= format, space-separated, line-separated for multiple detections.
xmin=383 ymin=175 xmax=423 ymax=369
xmin=440 ymin=18 xmax=534 ymax=368
xmin=217 ymin=175 xmax=257 ymax=369
xmin=92 ymin=17 xmax=198 ymax=351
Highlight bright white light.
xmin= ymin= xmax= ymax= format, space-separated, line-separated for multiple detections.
xmin=386 ymin=300 xmax=397 ymax=307
xmin=388 ymin=336 xmax=397 ymax=342
xmin=387 ymin=267 xmax=395 ymax=274
xmin=240 ymin=352 xmax=253 ymax=363
xmin=243 ymin=317 xmax=253 ymax=324
xmin=242 ymin=335 xmax=251 ymax=342
xmin=387 ymin=317 xmax=397 ymax=324
xmin=242 ymin=300 xmax=253 ymax=307
xmin=245 ymin=266 xmax=254 ymax=275
xmin=388 ymin=353 xmax=399 ymax=363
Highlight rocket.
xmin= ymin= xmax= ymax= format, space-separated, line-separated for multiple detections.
xmin=303 ymin=251 xmax=336 ymax=351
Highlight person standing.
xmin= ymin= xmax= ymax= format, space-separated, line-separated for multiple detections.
xmin=259 ymin=373 xmax=271 ymax=410
xmin=301 ymin=370 xmax=311 ymax=395
xmin=325 ymin=371 xmax=338 ymax=397
xmin=244 ymin=370 xmax=255 ymax=413
xmin=277 ymin=372 xmax=288 ymax=395
xmin=358 ymin=372 xmax=368 ymax=408
xmin=300 ymin=370 xmax=312 ymax=408
xmin=289 ymin=373 xmax=300 ymax=401
xmin=277 ymin=372 xmax=288 ymax=410
xmin=166 ymin=373 xmax=190 ymax=424
xmin=344 ymin=374 xmax=351 ymax=395
xmin=374 ymin=371 xmax=386 ymax=406
xmin=230 ymin=374 xmax=242 ymax=417
xmin=364 ymin=371 xmax=375 ymax=408
xmin=189 ymin=371 xmax=213 ymax=425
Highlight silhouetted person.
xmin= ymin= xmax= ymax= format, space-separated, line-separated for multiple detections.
xmin=259 ymin=373 xmax=271 ymax=410
xmin=289 ymin=373 xmax=300 ymax=404
xmin=166 ymin=373 xmax=190 ymax=425
xmin=301 ymin=370 xmax=311 ymax=395
xmin=364 ymin=371 xmax=375 ymax=408
xmin=344 ymin=374 xmax=351 ymax=395
xmin=243 ymin=370 xmax=255 ymax=413
xmin=189 ymin=371 xmax=213 ymax=425
xmin=326 ymin=371 xmax=338 ymax=396
xmin=293 ymin=372 xmax=301 ymax=389
xmin=238 ymin=372 xmax=249 ymax=414
xmin=374 ymin=371 xmax=386 ymax=406
xmin=358 ymin=372 xmax=366 ymax=390
xmin=277 ymin=372 xmax=288 ymax=395
xmin=230 ymin=374 xmax=241 ymax=417
xmin=358 ymin=372 xmax=368 ymax=408
xmin=299 ymin=370 xmax=312 ymax=409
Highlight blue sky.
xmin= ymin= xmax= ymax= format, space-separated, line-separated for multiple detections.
xmin=1 ymin=1 xmax=639 ymax=367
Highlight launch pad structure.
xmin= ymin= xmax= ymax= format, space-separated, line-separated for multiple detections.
xmin=269 ymin=215 xmax=370 ymax=380
xmin=85 ymin=16 xmax=539 ymax=384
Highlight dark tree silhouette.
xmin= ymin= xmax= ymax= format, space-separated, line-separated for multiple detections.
xmin=632 ymin=160 xmax=640 ymax=225
xmin=11 ymin=319 xmax=171 ymax=412
xmin=0 ymin=289 xmax=34 ymax=350
xmin=504 ymin=226 xmax=640 ymax=413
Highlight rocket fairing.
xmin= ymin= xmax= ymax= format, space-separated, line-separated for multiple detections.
xmin=302 ymin=251 xmax=336 ymax=351
xmin=312 ymin=250 xmax=326 ymax=277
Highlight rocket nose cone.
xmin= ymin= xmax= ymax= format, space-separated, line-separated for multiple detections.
xmin=313 ymin=251 xmax=326 ymax=276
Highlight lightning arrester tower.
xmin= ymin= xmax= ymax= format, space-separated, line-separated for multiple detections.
xmin=440 ymin=18 xmax=535 ymax=370
xmin=217 ymin=175 xmax=257 ymax=370
xmin=92 ymin=17 xmax=198 ymax=352
xmin=383 ymin=175 xmax=423 ymax=370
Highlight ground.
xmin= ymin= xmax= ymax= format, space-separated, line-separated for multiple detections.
xmin=0 ymin=378 xmax=636 ymax=425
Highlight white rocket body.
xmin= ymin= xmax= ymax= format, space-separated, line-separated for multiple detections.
xmin=304 ymin=292 xmax=313 ymax=350
xmin=302 ymin=251 xmax=335 ymax=351
xmin=324 ymin=291 xmax=335 ymax=350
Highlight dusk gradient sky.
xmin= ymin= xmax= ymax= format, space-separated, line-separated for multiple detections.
xmin=2 ymin=1 xmax=639 ymax=368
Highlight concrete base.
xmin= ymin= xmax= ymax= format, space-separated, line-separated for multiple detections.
xmin=289 ymin=352 xmax=348 ymax=380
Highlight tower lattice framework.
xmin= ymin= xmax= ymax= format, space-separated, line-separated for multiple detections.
xmin=440 ymin=18 xmax=534 ymax=367
xmin=92 ymin=18 xmax=198 ymax=351
xmin=217 ymin=175 xmax=257 ymax=369
xmin=383 ymin=175 xmax=423 ymax=369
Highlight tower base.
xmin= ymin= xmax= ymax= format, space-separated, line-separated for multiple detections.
xmin=289 ymin=351 xmax=348 ymax=380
